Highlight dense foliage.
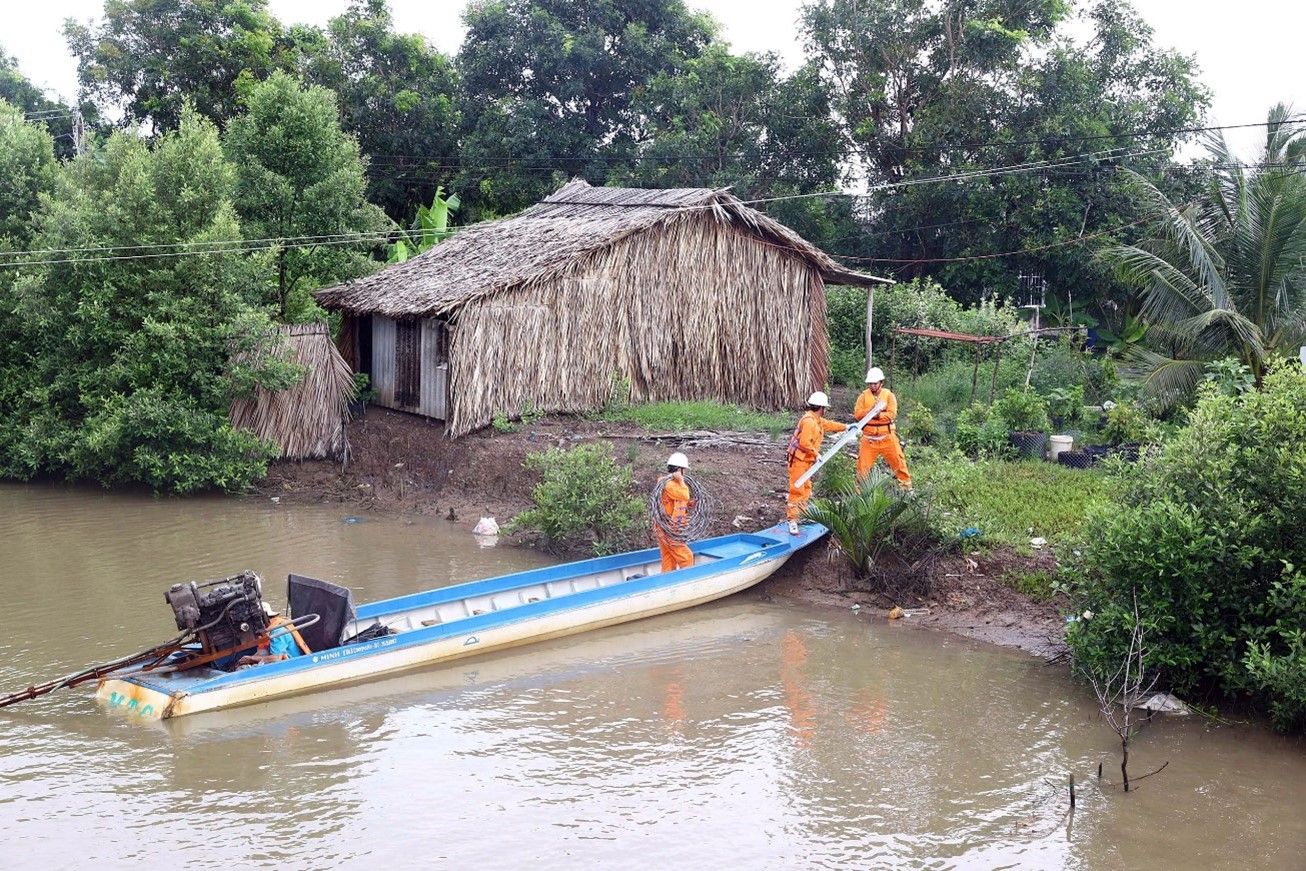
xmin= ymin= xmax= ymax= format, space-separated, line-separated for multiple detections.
xmin=1065 ymin=363 xmax=1306 ymax=729
xmin=0 ymin=110 xmax=292 ymax=492
xmin=1099 ymin=107 xmax=1306 ymax=404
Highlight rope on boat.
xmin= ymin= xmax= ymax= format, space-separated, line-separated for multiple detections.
xmin=649 ymin=473 xmax=715 ymax=543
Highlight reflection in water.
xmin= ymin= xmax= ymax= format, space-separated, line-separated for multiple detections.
xmin=3 ymin=483 xmax=1306 ymax=869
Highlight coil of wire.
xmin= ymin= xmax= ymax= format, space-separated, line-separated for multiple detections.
xmin=649 ymin=473 xmax=716 ymax=543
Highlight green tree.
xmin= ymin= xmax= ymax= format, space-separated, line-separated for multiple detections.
xmin=293 ymin=0 xmax=461 ymax=223
xmin=1099 ymin=105 xmax=1306 ymax=402
xmin=64 ymin=0 xmax=293 ymax=131
xmin=456 ymin=0 xmax=714 ymax=216
xmin=802 ymin=0 xmax=1208 ymax=306
xmin=623 ymin=45 xmax=849 ymax=245
xmin=0 ymin=100 xmax=57 ymax=246
xmin=223 ymin=71 xmax=389 ymax=320
xmin=0 ymin=108 xmax=287 ymax=492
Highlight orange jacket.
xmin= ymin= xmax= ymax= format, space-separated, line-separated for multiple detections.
xmin=659 ymin=473 xmax=692 ymax=524
xmin=855 ymin=387 xmax=898 ymax=433
xmin=787 ymin=411 xmax=847 ymax=464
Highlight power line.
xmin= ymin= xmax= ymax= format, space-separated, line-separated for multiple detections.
xmin=0 ymin=229 xmax=411 ymax=260
xmin=0 ymin=233 xmax=399 ymax=270
xmin=354 ymin=115 xmax=1306 ymax=168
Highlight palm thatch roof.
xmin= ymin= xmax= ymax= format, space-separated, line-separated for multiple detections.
xmin=314 ymin=180 xmax=888 ymax=318
xmin=229 ymin=323 xmax=355 ymax=460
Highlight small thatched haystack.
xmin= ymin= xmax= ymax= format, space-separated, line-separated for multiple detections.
xmin=316 ymin=180 xmax=888 ymax=436
xmin=229 ymin=323 xmax=355 ymax=459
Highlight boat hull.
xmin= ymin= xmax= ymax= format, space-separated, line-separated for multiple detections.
xmin=97 ymin=522 xmax=825 ymax=719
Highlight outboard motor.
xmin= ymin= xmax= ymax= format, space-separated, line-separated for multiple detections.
xmin=165 ymin=571 xmax=269 ymax=656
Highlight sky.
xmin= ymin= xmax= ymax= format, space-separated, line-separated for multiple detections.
xmin=6 ymin=0 xmax=1304 ymax=161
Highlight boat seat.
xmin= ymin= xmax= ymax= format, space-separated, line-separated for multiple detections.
xmin=287 ymin=574 xmax=356 ymax=652
xmin=694 ymin=541 xmax=756 ymax=560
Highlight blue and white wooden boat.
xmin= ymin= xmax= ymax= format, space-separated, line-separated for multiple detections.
xmin=97 ymin=522 xmax=827 ymax=720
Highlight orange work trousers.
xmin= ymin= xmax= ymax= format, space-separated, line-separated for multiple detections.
xmin=786 ymin=459 xmax=815 ymax=521
xmin=656 ymin=527 xmax=694 ymax=572
xmin=857 ymin=434 xmax=912 ymax=487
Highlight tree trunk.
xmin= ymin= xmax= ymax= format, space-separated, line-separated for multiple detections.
xmin=1121 ymin=739 xmax=1130 ymax=792
xmin=277 ymin=249 xmax=288 ymax=320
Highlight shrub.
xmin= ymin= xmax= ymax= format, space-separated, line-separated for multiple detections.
xmin=902 ymin=402 xmax=938 ymax=445
xmin=827 ymin=278 xmax=992 ymax=377
xmin=1029 ymin=337 xmax=1116 ymax=404
xmin=1101 ymin=401 xmax=1157 ymax=446
xmin=953 ymin=403 xmax=1013 ymax=459
xmin=505 ymin=442 xmax=645 ymax=555
xmin=803 ymin=471 xmax=935 ymax=582
xmin=1244 ymin=568 xmax=1306 ymax=731
xmin=992 ymin=388 xmax=1050 ymax=433
xmin=814 ymin=450 xmax=857 ymax=498
xmin=1065 ymin=362 xmax=1306 ymax=730
xmin=1203 ymin=357 xmax=1255 ymax=397
xmin=829 ymin=346 xmax=866 ymax=388
xmin=1045 ymin=385 xmax=1085 ymax=429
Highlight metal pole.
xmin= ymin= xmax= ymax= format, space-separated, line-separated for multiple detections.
xmin=989 ymin=340 xmax=1004 ymax=404
xmin=865 ymin=288 xmax=875 ymax=368
xmin=969 ymin=345 xmax=981 ymax=405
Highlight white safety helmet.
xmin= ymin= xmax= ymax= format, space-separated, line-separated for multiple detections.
xmin=807 ymin=391 xmax=831 ymax=408
xmin=865 ymin=366 xmax=886 ymax=384
xmin=667 ymin=452 xmax=690 ymax=470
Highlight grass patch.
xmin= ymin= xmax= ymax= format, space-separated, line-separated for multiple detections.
xmin=914 ymin=451 xmax=1110 ymax=551
xmin=596 ymin=401 xmax=793 ymax=436
xmin=1001 ymin=569 xmax=1059 ymax=600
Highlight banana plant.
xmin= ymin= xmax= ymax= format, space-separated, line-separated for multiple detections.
xmin=387 ymin=186 xmax=460 ymax=263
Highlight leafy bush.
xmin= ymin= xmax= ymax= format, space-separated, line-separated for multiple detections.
xmin=1244 ymin=568 xmax=1306 ymax=731
xmin=1029 ymin=337 xmax=1117 ymax=405
xmin=803 ymin=470 xmax=934 ymax=579
xmin=1101 ymin=401 xmax=1157 ymax=445
xmin=992 ymin=388 xmax=1050 ymax=433
xmin=953 ymin=403 xmax=1014 ymax=459
xmin=902 ymin=402 xmax=938 ymax=445
xmin=505 ymin=442 xmax=644 ymax=555
xmin=1203 ymin=357 xmax=1255 ymax=397
xmin=1045 ymin=385 xmax=1085 ymax=429
xmin=1065 ymin=363 xmax=1306 ymax=729
xmin=829 ymin=346 xmax=866 ymax=388
xmin=814 ymin=450 xmax=857 ymax=498
xmin=826 ymin=278 xmax=1004 ymax=378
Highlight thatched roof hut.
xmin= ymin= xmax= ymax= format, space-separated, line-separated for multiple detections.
xmin=316 ymin=180 xmax=887 ymax=436
xmin=229 ymin=322 xmax=355 ymax=460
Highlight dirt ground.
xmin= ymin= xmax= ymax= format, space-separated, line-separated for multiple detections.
xmin=253 ymin=407 xmax=1066 ymax=658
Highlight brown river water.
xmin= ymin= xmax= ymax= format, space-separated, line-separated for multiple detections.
xmin=2 ymin=483 xmax=1304 ymax=869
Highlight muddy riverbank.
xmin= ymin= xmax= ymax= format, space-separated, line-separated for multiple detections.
xmin=254 ymin=408 xmax=1067 ymax=657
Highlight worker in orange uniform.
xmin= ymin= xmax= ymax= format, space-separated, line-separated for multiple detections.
xmin=654 ymin=452 xmax=695 ymax=572
xmin=855 ymin=367 xmax=911 ymax=488
xmin=786 ymin=391 xmax=848 ymax=535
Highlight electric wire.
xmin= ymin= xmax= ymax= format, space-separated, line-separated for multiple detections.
xmin=649 ymin=473 xmax=715 ymax=544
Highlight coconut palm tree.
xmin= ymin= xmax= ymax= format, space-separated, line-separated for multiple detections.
xmin=1099 ymin=105 xmax=1306 ymax=403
